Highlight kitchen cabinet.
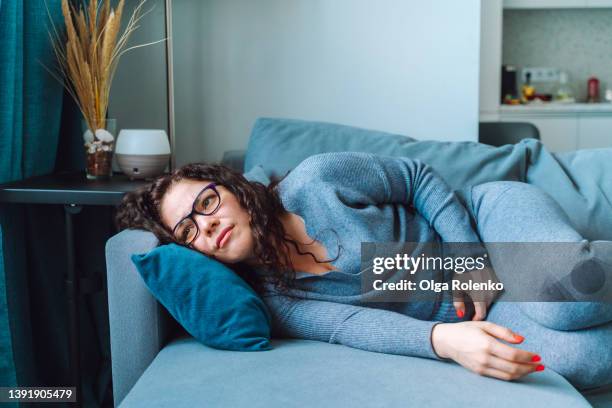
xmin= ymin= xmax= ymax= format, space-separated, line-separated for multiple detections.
xmin=479 ymin=2 xmax=612 ymax=152
xmin=503 ymin=0 xmax=612 ymax=8
xmin=504 ymin=0 xmax=587 ymax=8
xmin=498 ymin=112 xmax=612 ymax=152
xmin=586 ymin=0 xmax=612 ymax=7
xmin=577 ymin=116 xmax=612 ymax=149
xmin=501 ymin=115 xmax=578 ymax=152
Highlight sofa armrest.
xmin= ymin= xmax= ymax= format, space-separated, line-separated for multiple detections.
xmin=221 ymin=149 xmax=246 ymax=172
xmin=105 ymin=229 xmax=165 ymax=406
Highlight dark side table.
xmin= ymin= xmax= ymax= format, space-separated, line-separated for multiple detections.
xmin=0 ymin=171 xmax=150 ymax=407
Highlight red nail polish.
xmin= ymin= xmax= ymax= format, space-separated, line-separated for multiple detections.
xmin=531 ymin=355 xmax=541 ymax=362
xmin=514 ymin=334 xmax=524 ymax=343
xmin=536 ymin=365 xmax=545 ymax=372
xmin=456 ymin=309 xmax=464 ymax=318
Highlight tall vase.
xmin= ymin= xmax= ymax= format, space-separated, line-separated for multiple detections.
xmin=82 ymin=119 xmax=116 ymax=180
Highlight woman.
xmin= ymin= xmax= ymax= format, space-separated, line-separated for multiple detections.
xmin=116 ymin=151 xmax=612 ymax=390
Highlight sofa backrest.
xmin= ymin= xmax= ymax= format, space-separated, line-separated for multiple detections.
xmin=244 ymin=117 xmax=529 ymax=187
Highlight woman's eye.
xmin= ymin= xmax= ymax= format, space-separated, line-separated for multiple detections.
xmin=195 ymin=190 xmax=218 ymax=213
xmin=181 ymin=225 xmax=193 ymax=240
xmin=200 ymin=193 xmax=217 ymax=210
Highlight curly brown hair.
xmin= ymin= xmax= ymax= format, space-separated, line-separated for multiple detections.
xmin=115 ymin=162 xmax=337 ymax=293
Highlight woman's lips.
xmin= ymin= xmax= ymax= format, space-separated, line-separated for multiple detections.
xmin=216 ymin=226 xmax=234 ymax=249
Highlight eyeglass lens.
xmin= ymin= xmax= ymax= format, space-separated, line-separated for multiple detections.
xmin=174 ymin=187 xmax=220 ymax=244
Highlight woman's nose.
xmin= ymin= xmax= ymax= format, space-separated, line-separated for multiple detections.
xmin=195 ymin=214 xmax=219 ymax=237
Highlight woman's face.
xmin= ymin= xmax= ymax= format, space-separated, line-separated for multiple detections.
xmin=160 ymin=179 xmax=257 ymax=264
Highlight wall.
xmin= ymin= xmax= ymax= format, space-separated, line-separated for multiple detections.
xmin=479 ymin=0 xmax=503 ymax=120
xmin=110 ymin=1 xmax=482 ymax=167
xmin=172 ymin=0 xmax=482 ymax=165
xmin=503 ymin=8 xmax=612 ymax=102
xmin=108 ymin=0 xmax=168 ymax=169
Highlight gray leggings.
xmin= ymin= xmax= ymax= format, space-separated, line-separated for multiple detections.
xmin=463 ymin=181 xmax=612 ymax=390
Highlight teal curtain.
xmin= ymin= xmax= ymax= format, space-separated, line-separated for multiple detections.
xmin=1 ymin=0 xmax=64 ymax=390
xmin=1 ymin=1 xmax=116 ymax=405
xmin=0 ymin=1 xmax=113 ymax=407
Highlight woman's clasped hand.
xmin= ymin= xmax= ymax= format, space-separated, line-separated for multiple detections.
xmin=451 ymin=265 xmax=502 ymax=322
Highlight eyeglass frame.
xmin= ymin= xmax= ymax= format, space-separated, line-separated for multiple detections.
xmin=171 ymin=182 xmax=221 ymax=246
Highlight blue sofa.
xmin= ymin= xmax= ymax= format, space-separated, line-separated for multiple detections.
xmin=106 ymin=119 xmax=612 ymax=407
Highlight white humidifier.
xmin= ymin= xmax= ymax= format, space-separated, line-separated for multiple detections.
xmin=115 ymin=129 xmax=171 ymax=180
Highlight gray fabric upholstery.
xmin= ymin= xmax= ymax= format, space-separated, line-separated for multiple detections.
xmin=105 ymin=230 xmax=166 ymax=406
xmin=119 ymin=337 xmax=591 ymax=408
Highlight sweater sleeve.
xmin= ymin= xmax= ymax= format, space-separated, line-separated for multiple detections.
xmin=297 ymin=152 xmax=481 ymax=244
xmin=262 ymin=292 xmax=444 ymax=360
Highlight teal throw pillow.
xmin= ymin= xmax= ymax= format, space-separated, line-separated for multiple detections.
xmin=131 ymin=243 xmax=272 ymax=351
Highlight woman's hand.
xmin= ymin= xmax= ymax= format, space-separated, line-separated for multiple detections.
xmin=453 ymin=298 xmax=489 ymax=322
xmin=431 ymin=321 xmax=544 ymax=381
xmin=452 ymin=267 xmax=501 ymax=321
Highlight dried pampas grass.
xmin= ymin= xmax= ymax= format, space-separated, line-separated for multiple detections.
xmin=45 ymin=0 xmax=164 ymax=141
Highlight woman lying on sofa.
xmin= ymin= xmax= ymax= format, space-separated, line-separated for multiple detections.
xmin=116 ymin=151 xmax=612 ymax=390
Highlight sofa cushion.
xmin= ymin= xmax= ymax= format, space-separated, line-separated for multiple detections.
xmin=119 ymin=338 xmax=592 ymax=408
xmin=131 ymin=243 xmax=272 ymax=351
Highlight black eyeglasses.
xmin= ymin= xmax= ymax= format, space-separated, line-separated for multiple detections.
xmin=172 ymin=183 xmax=221 ymax=246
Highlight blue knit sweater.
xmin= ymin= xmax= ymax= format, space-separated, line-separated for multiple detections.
xmin=259 ymin=152 xmax=483 ymax=360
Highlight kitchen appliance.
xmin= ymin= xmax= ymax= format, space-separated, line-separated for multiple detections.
xmin=501 ymin=65 xmax=518 ymax=103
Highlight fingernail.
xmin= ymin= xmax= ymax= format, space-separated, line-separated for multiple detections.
xmin=531 ymin=355 xmax=541 ymax=362
xmin=456 ymin=309 xmax=464 ymax=318
xmin=536 ymin=365 xmax=545 ymax=372
xmin=514 ymin=334 xmax=524 ymax=343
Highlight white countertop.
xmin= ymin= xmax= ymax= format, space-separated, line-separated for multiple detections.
xmin=500 ymin=103 xmax=612 ymax=114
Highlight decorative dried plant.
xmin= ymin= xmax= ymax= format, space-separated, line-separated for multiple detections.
xmin=45 ymin=0 xmax=163 ymax=144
